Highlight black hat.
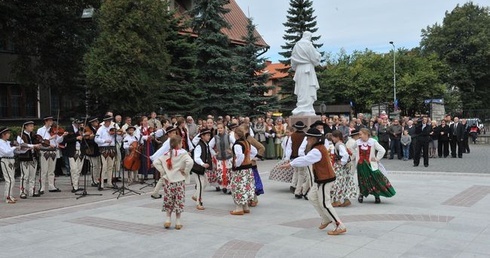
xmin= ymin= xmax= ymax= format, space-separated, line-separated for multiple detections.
xmin=23 ymin=121 xmax=35 ymax=127
xmin=102 ymin=115 xmax=113 ymax=121
xmin=199 ymin=129 xmax=212 ymax=136
xmin=310 ymin=120 xmax=327 ymax=128
xmin=227 ymin=123 xmax=238 ymax=130
xmin=165 ymin=126 xmax=178 ymax=135
xmin=126 ymin=125 xmax=136 ymax=132
xmin=43 ymin=116 xmax=54 ymax=121
xmin=305 ymin=128 xmax=323 ymax=138
xmin=293 ymin=121 xmax=307 ymax=129
xmin=0 ymin=127 xmax=11 ymax=135
xmin=88 ymin=116 xmax=99 ymax=123
xmin=350 ymin=129 xmax=360 ymax=136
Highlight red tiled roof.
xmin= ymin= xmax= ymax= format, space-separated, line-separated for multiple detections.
xmin=175 ymin=0 xmax=268 ymax=48
xmin=261 ymin=61 xmax=289 ymax=79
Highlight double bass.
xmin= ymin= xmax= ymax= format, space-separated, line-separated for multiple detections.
xmin=123 ymin=139 xmax=141 ymax=171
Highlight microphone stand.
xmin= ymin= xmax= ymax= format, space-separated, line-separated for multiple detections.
xmin=113 ymin=135 xmax=141 ymax=199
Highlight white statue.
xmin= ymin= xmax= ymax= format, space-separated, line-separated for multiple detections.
xmin=290 ymin=31 xmax=322 ymax=116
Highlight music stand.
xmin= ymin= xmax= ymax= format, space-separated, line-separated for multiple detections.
xmin=113 ymin=168 xmax=141 ymax=199
xmin=76 ymin=157 xmax=102 ymax=199
xmin=139 ymin=168 xmax=158 ymax=190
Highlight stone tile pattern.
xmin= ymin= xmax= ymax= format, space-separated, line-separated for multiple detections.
xmin=68 ymin=216 xmax=163 ymax=236
xmin=140 ymin=202 xmax=229 ymax=217
xmin=442 ymin=185 xmax=490 ymax=207
xmin=281 ymin=214 xmax=455 ymax=229
xmin=212 ymin=240 xmax=264 ymax=258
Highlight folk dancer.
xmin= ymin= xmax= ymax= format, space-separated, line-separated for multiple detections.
xmin=356 ymin=128 xmax=396 ymax=203
xmin=153 ymin=135 xmax=194 ymax=230
xmin=191 ymin=129 xmax=214 ymax=210
xmin=81 ymin=116 xmax=101 ymax=187
xmin=63 ymin=119 xmax=85 ymax=193
xmin=149 ymin=126 xmax=178 ymax=199
xmin=1 ymin=127 xmax=22 ymax=203
xmin=242 ymin=124 xmax=265 ymax=207
xmin=209 ymin=123 xmax=234 ymax=194
xmin=36 ymin=116 xmax=66 ymax=193
xmin=284 ymin=121 xmax=308 ymax=198
xmin=95 ymin=115 xmax=120 ymax=190
xmin=330 ymin=130 xmax=357 ymax=207
xmin=230 ymin=126 xmax=258 ymax=215
xmin=17 ymin=121 xmax=42 ymax=198
xmin=281 ymin=128 xmax=347 ymax=235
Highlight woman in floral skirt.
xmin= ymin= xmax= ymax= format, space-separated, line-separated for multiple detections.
xmin=330 ymin=130 xmax=357 ymax=207
xmin=230 ymin=127 xmax=257 ymax=215
xmin=356 ymin=128 xmax=396 ymax=203
xmin=153 ymin=135 xmax=194 ymax=230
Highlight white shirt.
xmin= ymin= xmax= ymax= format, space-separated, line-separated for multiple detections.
xmin=0 ymin=139 xmax=16 ymax=158
xmin=290 ymin=148 xmax=322 ymax=168
xmin=36 ymin=126 xmax=64 ymax=148
xmin=95 ymin=125 xmax=119 ymax=147
xmin=336 ymin=143 xmax=350 ymax=166
xmin=123 ymin=134 xmax=140 ymax=150
xmin=150 ymin=138 xmax=171 ymax=162
xmin=193 ymin=141 xmax=211 ymax=166
xmin=17 ymin=131 xmax=36 ymax=149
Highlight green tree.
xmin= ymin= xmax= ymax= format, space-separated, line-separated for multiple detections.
xmin=278 ymin=0 xmax=323 ymax=114
xmin=235 ymin=18 xmax=278 ymax=116
xmin=190 ymin=0 xmax=248 ymax=116
xmin=155 ymin=12 xmax=201 ymax=115
xmin=420 ymin=2 xmax=490 ymax=111
xmin=0 ymin=0 xmax=100 ymax=115
xmin=85 ymin=0 xmax=171 ymax=115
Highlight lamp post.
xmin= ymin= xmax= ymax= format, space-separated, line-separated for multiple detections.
xmin=389 ymin=41 xmax=396 ymax=111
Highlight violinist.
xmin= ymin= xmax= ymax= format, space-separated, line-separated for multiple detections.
xmin=95 ymin=115 xmax=121 ymax=190
xmin=17 ymin=121 xmax=42 ymax=199
xmin=63 ymin=118 xmax=85 ymax=193
xmin=123 ymin=125 xmax=140 ymax=185
xmin=81 ymin=116 xmax=101 ymax=187
xmin=1 ymin=127 xmax=21 ymax=203
xmin=36 ymin=116 xmax=67 ymax=194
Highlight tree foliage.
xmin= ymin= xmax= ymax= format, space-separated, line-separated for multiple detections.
xmin=278 ymin=0 xmax=323 ymax=115
xmin=190 ymin=0 xmax=249 ymax=116
xmin=84 ymin=0 xmax=171 ymax=115
xmin=235 ymin=18 xmax=278 ymax=116
xmin=420 ymin=2 xmax=490 ymax=111
xmin=0 ymin=0 xmax=100 ymax=112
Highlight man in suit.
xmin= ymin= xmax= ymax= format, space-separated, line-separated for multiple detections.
xmin=449 ymin=117 xmax=464 ymax=158
xmin=63 ymin=119 xmax=85 ymax=193
xmin=414 ymin=117 xmax=432 ymax=167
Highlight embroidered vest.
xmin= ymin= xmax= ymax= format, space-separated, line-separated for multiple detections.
xmin=311 ymin=143 xmax=336 ymax=184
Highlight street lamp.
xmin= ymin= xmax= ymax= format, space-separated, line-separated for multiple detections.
xmin=389 ymin=41 xmax=396 ymax=111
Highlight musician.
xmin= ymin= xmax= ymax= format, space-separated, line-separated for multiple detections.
xmin=148 ymin=111 xmax=162 ymax=129
xmin=36 ymin=116 xmax=66 ymax=194
xmin=16 ymin=121 xmax=42 ymax=199
xmin=123 ymin=125 xmax=140 ymax=184
xmin=149 ymin=126 xmax=178 ymax=199
xmin=1 ymin=127 xmax=20 ymax=203
xmin=138 ymin=116 xmax=155 ymax=183
xmin=81 ymin=116 xmax=101 ymax=187
xmin=95 ymin=115 xmax=120 ymax=190
xmin=63 ymin=119 xmax=85 ymax=193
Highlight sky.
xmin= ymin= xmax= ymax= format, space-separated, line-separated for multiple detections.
xmin=235 ymin=0 xmax=490 ymax=62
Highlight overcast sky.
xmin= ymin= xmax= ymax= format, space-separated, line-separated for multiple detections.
xmin=235 ymin=0 xmax=490 ymax=62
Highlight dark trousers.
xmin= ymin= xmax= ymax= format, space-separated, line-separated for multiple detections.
xmin=438 ymin=140 xmax=449 ymax=157
xmin=410 ymin=137 xmax=417 ymax=159
xmin=390 ymin=139 xmax=402 ymax=159
xmin=379 ymin=140 xmax=389 ymax=158
xmin=463 ymin=136 xmax=470 ymax=153
xmin=450 ymin=137 xmax=463 ymax=158
xmin=414 ymin=137 xmax=429 ymax=166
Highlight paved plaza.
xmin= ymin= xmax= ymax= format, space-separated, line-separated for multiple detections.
xmin=0 ymin=144 xmax=489 ymax=258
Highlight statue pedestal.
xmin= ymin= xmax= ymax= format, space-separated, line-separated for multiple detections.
xmin=289 ymin=115 xmax=321 ymax=130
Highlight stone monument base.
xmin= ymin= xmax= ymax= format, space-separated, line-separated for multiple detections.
xmin=289 ymin=115 xmax=321 ymax=131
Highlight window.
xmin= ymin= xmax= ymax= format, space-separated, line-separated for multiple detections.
xmin=0 ymin=84 xmax=37 ymax=118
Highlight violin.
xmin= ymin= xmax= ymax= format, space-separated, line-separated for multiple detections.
xmin=109 ymin=128 xmax=123 ymax=136
xmin=35 ymin=134 xmax=51 ymax=147
xmin=49 ymin=126 xmax=66 ymax=136
xmin=83 ymin=125 xmax=96 ymax=139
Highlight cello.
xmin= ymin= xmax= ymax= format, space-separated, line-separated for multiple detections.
xmin=123 ymin=139 xmax=141 ymax=171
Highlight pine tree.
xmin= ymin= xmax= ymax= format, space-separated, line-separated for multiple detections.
xmin=235 ymin=18 xmax=278 ymax=116
xmin=190 ymin=0 xmax=249 ymax=116
xmin=85 ymin=0 xmax=171 ymax=115
xmin=278 ymin=0 xmax=323 ymax=115
xmin=156 ymin=11 xmax=201 ymax=115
